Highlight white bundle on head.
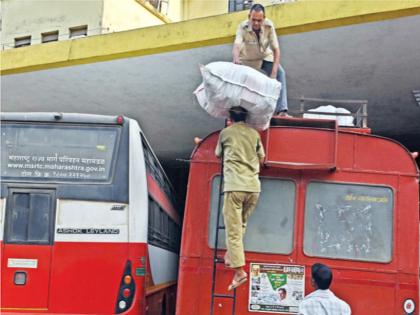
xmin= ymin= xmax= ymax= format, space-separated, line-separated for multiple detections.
xmin=194 ymin=61 xmax=281 ymax=130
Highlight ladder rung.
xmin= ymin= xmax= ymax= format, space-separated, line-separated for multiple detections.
xmin=215 ymin=257 xmax=225 ymax=263
xmin=212 ymin=294 xmax=236 ymax=299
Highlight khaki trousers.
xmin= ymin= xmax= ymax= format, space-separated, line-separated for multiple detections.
xmin=223 ymin=191 xmax=260 ymax=268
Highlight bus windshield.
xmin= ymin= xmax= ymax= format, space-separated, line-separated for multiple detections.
xmin=1 ymin=123 xmax=120 ymax=182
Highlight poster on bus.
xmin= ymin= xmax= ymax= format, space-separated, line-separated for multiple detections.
xmin=248 ymin=263 xmax=305 ymax=314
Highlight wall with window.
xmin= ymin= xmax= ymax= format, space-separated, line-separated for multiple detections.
xmin=1 ymin=0 xmax=295 ymax=49
xmin=182 ymin=0 xmax=288 ymax=20
xmin=1 ymin=0 xmax=103 ymax=49
xmin=0 ymin=0 xmax=173 ymax=50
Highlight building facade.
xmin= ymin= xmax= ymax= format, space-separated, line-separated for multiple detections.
xmin=1 ymin=0 xmax=294 ymax=50
xmin=0 ymin=0 xmax=173 ymax=50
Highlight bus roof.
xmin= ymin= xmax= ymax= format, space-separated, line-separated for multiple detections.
xmin=1 ymin=112 xmax=123 ymax=125
xmin=191 ymin=117 xmax=419 ymax=177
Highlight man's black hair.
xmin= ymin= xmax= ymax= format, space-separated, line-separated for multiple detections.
xmin=311 ymin=263 xmax=333 ymax=290
xmin=229 ymin=106 xmax=248 ymax=122
xmin=250 ymin=3 xmax=265 ymax=15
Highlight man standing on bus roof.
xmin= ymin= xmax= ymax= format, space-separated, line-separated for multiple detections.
xmin=215 ymin=106 xmax=265 ymax=291
xmin=233 ymin=3 xmax=289 ymax=116
xmin=299 ymin=263 xmax=351 ymax=315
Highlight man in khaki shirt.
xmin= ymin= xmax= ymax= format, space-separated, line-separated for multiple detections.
xmin=233 ymin=4 xmax=289 ymax=116
xmin=215 ymin=106 xmax=265 ymax=290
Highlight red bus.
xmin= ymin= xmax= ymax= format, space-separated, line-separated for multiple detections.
xmin=1 ymin=113 xmax=180 ymax=315
xmin=176 ymin=116 xmax=419 ymax=315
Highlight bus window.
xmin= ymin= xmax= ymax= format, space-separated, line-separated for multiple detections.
xmin=304 ymin=182 xmax=393 ymax=262
xmin=1 ymin=123 xmax=120 ymax=182
xmin=208 ymin=177 xmax=296 ymax=254
xmin=148 ymin=197 xmax=180 ymax=253
xmin=5 ymin=190 xmax=55 ymax=244
xmin=141 ymin=133 xmax=177 ymax=207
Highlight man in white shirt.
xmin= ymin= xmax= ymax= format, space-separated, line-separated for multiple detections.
xmin=299 ymin=263 xmax=351 ymax=315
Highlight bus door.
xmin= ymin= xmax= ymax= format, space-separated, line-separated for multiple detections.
xmin=1 ymin=188 xmax=56 ymax=310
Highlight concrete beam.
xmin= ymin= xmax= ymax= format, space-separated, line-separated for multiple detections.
xmin=2 ymin=0 xmax=420 ymax=75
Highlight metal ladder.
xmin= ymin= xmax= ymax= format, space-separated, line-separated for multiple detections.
xmin=210 ymin=140 xmax=238 ymax=315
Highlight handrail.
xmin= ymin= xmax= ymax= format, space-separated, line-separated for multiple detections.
xmin=294 ymin=96 xmax=368 ymax=128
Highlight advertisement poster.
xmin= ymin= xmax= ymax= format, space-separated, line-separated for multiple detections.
xmin=249 ymin=263 xmax=305 ymax=314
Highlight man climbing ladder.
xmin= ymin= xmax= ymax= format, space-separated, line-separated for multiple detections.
xmin=215 ymin=106 xmax=265 ymax=291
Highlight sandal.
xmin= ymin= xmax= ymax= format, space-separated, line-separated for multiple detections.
xmin=228 ymin=274 xmax=248 ymax=291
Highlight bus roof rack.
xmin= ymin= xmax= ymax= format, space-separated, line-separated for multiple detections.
xmin=271 ymin=116 xmax=337 ymax=129
xmin=288 ymin=97 xmax=368 ymax=128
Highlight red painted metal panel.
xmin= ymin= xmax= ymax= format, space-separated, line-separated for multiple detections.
xmin=47 ymin=242 xmax=129 ymax=314
xmin=396 ymin=176 xmax=420 ymax=273
xmin=1 ymin=242 xmax=148 ymax=315
xmin=355 ymin=135 xmax=418 ymax=174
xmin=2 ymin=245 xmax=52 ymax=309
xmin=48 ymin=242 xmax=147 ymax=315
xmin=336 ymin=133 xmax=355 ymax=169
xmin=265 ymin=128 xmax=336 ymax=169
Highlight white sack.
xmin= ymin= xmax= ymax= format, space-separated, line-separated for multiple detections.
xmin=304 ymin=105 xmax=355 ymax=126
xmin=194 ymin=61 xmax=281 ymax=130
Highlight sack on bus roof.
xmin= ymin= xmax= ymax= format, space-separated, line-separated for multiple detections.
xmin=303 ymin=105 xmax=355 ymax=127
xmin=194 ymin=61 xmax=281 ymax=130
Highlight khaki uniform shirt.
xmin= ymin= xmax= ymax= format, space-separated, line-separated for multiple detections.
xmin=215 ymin=122 xmax=265 ymax=192
xmin=234 ymin=18 xmax=279 ymax=70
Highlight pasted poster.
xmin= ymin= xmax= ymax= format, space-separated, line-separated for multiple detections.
xmin=249 ymin=263 xmax=305 ymax=314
